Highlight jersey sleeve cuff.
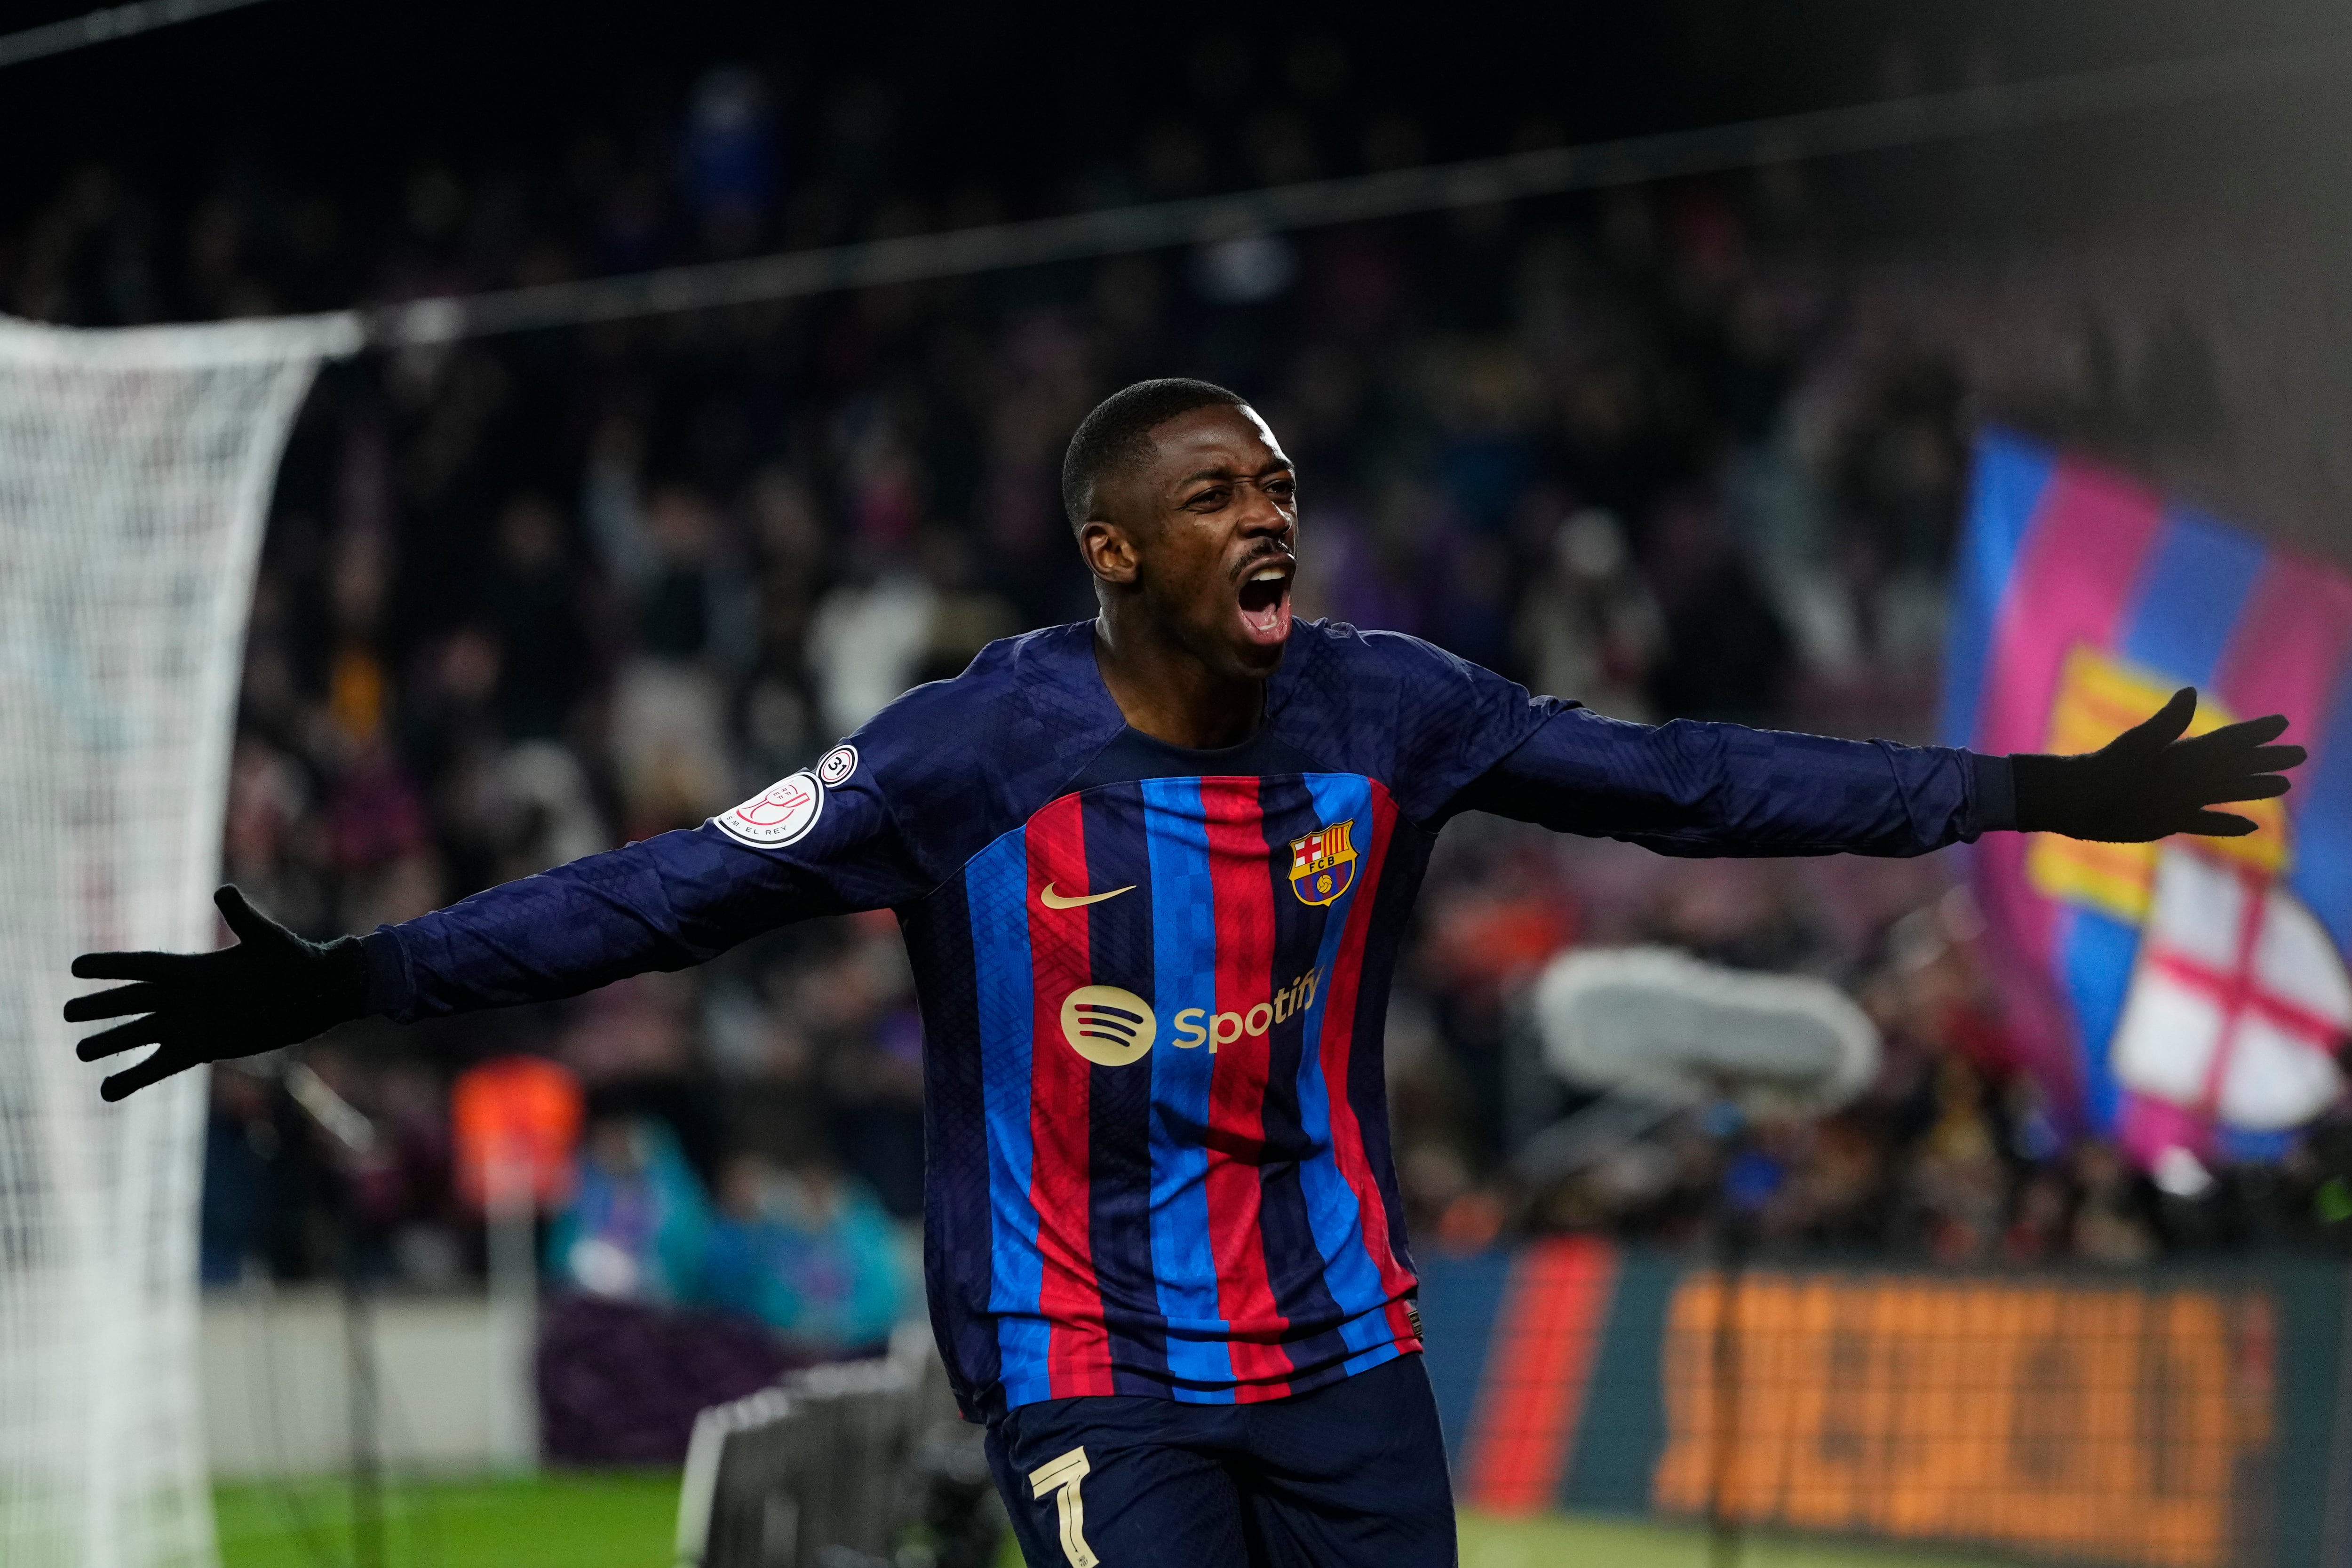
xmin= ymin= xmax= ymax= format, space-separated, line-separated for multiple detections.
xmin=1971 ymin=751 xmax=2018 ymax=834
xmin=360 ymin=927 xmax=417 ymax=1023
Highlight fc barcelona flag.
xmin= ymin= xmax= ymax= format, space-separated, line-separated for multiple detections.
xmin=1944 ymin=430 xmax=2352 ymax=1171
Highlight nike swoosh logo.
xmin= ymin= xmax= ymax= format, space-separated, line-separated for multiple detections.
xmin=1039 ymin=882 xmax=1136 ymax=910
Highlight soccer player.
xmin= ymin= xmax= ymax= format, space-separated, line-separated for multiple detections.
xmin=67 ymin=380 xmax=2300 ymax=1568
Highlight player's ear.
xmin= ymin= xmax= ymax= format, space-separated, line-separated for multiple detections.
xmin=1079 ymin=517 xmax=1142 ymax=586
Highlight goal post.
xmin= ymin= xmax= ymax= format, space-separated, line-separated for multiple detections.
xmin=0 ymin=311 xmax=358 ymax=1568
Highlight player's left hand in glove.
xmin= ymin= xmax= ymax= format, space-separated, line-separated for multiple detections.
xmin=2011 ymin=686 xmax=2306 ymax=842
xmin=64 ymin=885 xmax=371 ymax=1102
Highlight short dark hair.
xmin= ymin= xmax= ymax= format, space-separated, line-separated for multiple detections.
xmin=1060 ymin=377 xmax=1247 ymax=529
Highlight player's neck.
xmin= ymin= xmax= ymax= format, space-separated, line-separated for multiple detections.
xmin=1091 ymin=613 xmax=1266 ymax=750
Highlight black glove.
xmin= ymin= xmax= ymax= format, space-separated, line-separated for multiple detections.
xmin=64 ymin=885 xmax=372 ymax=1102
xmin=2011 ymin=687 xmax=2305 ymax=843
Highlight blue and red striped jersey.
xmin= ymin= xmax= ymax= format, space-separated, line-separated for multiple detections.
xmin=365 ymin=619 xmax=1996 ymax=1419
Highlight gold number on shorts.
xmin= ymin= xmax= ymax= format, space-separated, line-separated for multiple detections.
xmin=1027 ymin=1445 xmax=1099 ymax=1568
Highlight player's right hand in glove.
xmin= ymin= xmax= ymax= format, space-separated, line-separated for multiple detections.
xmin=2011 ymin=686 xmax=2305 ymax=842
xmin=64 ymin=885 xmax=372 ymax=1102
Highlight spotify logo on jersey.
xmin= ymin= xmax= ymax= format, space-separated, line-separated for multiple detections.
xmin=1059 ymin=985 xmax=1157 ymax=1067
xmin=1057 ymin=969 xmax=1327 ymax=1067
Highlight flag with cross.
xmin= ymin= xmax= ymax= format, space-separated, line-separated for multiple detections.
xmin=1945 ymin=431 xmax=2352 ymax=1178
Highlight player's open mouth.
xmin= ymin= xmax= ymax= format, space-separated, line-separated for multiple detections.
xmin=1236 ymin=560 xmax=1294 ymax=645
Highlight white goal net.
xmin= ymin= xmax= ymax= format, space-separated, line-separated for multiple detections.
xmin=0 ymin=311 xmax=357 ymax=1568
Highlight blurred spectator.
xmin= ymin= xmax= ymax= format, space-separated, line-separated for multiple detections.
xmin=1514 ymin=508 xmax=1663 ymax=721
xmin=1641 ymin=488 xmax=1796 ymax=722
xmin=603 ymin=483 xmax=751 ymax=836
xmin=547 ymin=1115 xmax=714 ymax=1305
xmin=808 ymin=562 xmax=937 ymax=736
xmin=2071 ymin=1141 xmax=2161 ymax=1266
xmin=1906 ymin=1059 xmax=2009 ymax=1265
xmin=682 ymin=65 xmax=777 ymax=257
xmin=478 ymin=494 xmax=589 ymax=742
xmin=199 ymin=1069 xmax=280 ymax=1285
xmin=703 ymin=1156 xmax=906 ymax=1354
xmin=559 ymin=971 xmax=698 ymax=1084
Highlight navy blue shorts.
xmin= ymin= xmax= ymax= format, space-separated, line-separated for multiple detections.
xmin=983 ymin=1352 xmax=1456 ymax=1568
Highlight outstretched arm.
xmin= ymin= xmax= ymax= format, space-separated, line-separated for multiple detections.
xmin=67 ymin=759 xmax=930 ymax=1101
xmin=1452 ymin=686 xmax=2301 ymax=858
xmin=359 ymin=816 xmax=918 ymax=1018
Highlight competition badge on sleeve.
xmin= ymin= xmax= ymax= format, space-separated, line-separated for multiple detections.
xmin=1288 ymin=818 xmax=1358 ymax=906
xmin=716 ymin=770 xmax=824 ymax=848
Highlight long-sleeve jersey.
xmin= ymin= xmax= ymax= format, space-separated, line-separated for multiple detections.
xmin=362 ymin=619 xmax=2002 ymax=1420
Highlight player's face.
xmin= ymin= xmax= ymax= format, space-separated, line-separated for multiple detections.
xmin=1089 ymin=403 xmax=1299 ymax=678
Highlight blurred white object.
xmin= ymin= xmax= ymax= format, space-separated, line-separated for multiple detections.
xmin=1192 ymin=234 xmax=1298 ymax=303
xmin=807 ymin=573 xmax=938 ymax=737
xmin=0 ymin=309 xmax=359 ymax=1567
xmin=610 ymin=659 xmax=733 ymax=822
xmin=2151 ymin=1145 xmax=2217 ymax=1200
xmin=488 ymin=739 xmax=611 ymax=875
xmin=1532 ymin=945 xmax=1880 ymax=1115
xmin=2112 ymin=848 xmax=2350 ymax=1131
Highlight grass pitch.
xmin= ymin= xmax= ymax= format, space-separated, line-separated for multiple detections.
xmin=212 ymin=1472 xmax=682 ymax=1568
xmin=1455 ymin=1511 xmax=2015 ymax=1568
xmin=214 ymin=1476 xmax=2017 ymax=1568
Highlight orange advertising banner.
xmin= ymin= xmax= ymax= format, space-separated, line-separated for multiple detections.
xmin=1652 ymin=1272 xmax=2275 ymax=1568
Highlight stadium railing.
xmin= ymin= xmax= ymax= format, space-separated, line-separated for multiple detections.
xmin=675 ymin=1321 xmax=1001 ymax=1568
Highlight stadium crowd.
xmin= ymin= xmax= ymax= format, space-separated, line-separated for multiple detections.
xmin=11 ymin=54 xmax=2347 ymax=1348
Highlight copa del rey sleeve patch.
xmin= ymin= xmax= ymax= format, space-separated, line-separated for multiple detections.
xmin=716 ymin=770 xmax=824 ymax=848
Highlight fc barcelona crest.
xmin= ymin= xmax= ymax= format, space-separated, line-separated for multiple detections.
xmin=1288 ymin=819 xmax=1358 ymax=906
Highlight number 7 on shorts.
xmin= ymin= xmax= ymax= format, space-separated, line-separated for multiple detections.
xmin=1028 ymin=1445 xmax=1098 ymax=1568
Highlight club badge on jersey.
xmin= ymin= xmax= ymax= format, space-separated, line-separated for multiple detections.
xmin=1288 ymin=819 xmax=1357 ymax=906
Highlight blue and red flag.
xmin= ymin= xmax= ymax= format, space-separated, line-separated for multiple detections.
xmin=1944 ymin=430 xmax=2352 ymax=1169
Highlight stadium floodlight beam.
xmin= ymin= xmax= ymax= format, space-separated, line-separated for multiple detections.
xmin=0 ymin=0 xmax=278 ymax=71
xmin=363 ymin=39 xmax=2352 ymax=347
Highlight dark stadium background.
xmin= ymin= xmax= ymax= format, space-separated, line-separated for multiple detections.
xmin=10 ymin=0 xmax=2352 ymax=1480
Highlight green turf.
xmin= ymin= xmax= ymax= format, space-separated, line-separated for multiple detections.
xmin=1457 ymin=1511 xmax=2018 ymax=1568
xmin=214 ymin=1477 xmax=2019 ymax=1568
xmin=213 ymin=1472 xmax=682 ymax=1568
